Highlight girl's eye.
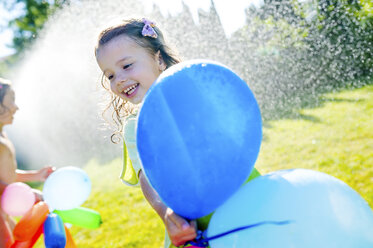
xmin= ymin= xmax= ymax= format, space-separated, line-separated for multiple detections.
xmin=107 ymin=75 xmax=113 ymax=80
xmin=123 ymin=64 xmax=132 ymax=70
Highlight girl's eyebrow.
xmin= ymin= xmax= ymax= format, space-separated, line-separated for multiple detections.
xmin=116 ymin=56 xmax=131 ymax=66
xmin=103 ymin=56 xmax=132 ymax=74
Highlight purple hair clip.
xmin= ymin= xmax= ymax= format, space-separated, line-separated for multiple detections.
xmin=141 ymin=18 xmax=158 ymax=39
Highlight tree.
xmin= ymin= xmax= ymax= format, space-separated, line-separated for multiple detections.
xmin=312 ymin=0 xmax=373 ymax=77
xmin=2 ymin=0 xmax=69 ymax=53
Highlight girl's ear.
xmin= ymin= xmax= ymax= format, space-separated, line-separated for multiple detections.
xmin=156 ymin=51 xmax=166 ymax=71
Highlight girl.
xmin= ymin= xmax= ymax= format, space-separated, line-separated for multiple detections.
xmin=95 ymin=18 xmax=197 ymax=248
xmin=0 ymin=78 xmax=55 ymax=247
xmin=95 ymin=18 xmax=261 ymax=247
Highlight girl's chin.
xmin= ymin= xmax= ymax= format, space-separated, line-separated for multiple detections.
xmin=128 ymin=99 xmax=142 ymax=105
xmin=127 ymin=95 xmax=145 ymax=105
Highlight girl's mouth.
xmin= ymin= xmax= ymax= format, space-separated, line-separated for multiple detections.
xmin=122 ymin=83 xmax=139 ymax=97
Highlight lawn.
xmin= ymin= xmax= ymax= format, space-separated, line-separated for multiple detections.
xmin=35 ymin=84 xmax=373 ymax=247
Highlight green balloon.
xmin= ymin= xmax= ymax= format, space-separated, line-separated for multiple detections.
xmin=54 ymin=207 xmax=102 ymax=229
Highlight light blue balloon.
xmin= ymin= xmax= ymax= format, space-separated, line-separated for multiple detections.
xmin=207 ymin=169 xmax=373 ymax=248
xmin=137 ymin=60 xmax=262 ymax=219
xmin=43 ymin=166 xmax=91 ymax=211
xmin=44 ymin=213 xmax=66 ymax=248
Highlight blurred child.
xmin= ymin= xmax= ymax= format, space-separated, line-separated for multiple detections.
xmin=0 ymin=77 xmax=55 ymax=247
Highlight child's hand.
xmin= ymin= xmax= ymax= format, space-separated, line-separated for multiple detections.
xmin=31 ymin=188 xmax=43 ymax=202
xmin=36 ymin=166 xmax=55 ymax=182
xmin=163 ymin=208 xmax=197 ymax=247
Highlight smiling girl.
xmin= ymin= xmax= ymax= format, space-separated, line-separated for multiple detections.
xmin=95 ymin=18 xmax=198 ymax=247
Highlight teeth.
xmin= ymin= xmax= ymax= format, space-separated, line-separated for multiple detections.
xmin=127 ymin=87 xmax=136 ymax=95
xmin=123 ymin=84 xmax=138 ymax=94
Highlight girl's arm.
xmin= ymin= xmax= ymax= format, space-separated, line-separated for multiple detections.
xmin=0 ymin=143 xmax=55 ymax=184
xmin=139 ymin=170 xmax=197 ymax=247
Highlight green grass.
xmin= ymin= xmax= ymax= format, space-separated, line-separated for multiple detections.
xmin=35 ymin=84 xmax=373 ymax=247
xmin=256 ymin=84 xmax=373 ymax=206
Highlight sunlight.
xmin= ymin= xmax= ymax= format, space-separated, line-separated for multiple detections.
xmin=142 ymin=0 xmax=264 ymax=36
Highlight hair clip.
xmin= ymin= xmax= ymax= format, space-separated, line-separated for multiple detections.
xmin=141 ymin=18 xmax=158 ymax=39
xmin=0 ymin=85 xmax=3 ymax=89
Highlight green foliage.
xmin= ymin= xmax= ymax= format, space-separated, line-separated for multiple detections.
xmin=311 ymin=0 xmax=373 ymax=77
xmin=246 ymin=0 xmax=373 ymax=81
xmin=0 ymin=54 xmax=18 ymax=77
xmin=4 ymin=0 xmax=68 ymax=53
xmin=233 ymin=0 xmax=373 ymax=120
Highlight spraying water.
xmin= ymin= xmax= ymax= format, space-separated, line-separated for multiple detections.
xmin=6 ymin=0 xmax=372 ymax=169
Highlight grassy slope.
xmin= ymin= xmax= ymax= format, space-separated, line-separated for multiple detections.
xmin=35 ymin=84 xmax=373 ymax=247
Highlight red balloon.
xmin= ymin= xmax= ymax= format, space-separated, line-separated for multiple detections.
xmin=13 ymin=201 xmax=49 ymax=241
xmin=11 ymin=225 xmax=42 ymax=248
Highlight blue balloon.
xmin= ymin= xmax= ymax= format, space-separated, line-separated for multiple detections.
xmin=207 ymin=169 xmax=373 ymax=248
xmin=43 ymin=166 xmax=91 ymax=211
xmin=137 ymin=60 xmax=262 ymax=219
xmin=44 ymin=213 xmax=66 ymax=248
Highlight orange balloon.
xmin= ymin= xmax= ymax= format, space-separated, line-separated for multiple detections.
xmin=0 ymin=214 xmax=14 ymax=248
xmin=64 ymin=225 xmax=77 ymax=248
xmin=13 ymin=201 xmax=49 ymax=241
xmin=11 ymin=225 xmax=43 ymax=248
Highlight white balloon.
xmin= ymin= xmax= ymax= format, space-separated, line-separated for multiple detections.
xmin=43 ymin=166 xmax=91 ymax=210
xmin=208 ymin=169 xmax=373 ymax=248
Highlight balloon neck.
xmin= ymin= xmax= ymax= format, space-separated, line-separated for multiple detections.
xmin=48 ymin=205 xmax=55 ymax=213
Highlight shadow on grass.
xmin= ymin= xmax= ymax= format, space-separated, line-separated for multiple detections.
xmin=260 ymin=75 xmax=372 ymax=125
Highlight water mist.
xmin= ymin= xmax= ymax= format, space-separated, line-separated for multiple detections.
xmin=6 ymin=0 xmax=371 ymax=169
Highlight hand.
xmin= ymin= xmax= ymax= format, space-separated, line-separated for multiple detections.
xmin=31 ymin=188 xmax=43 ymax=202
xmin=163 ymin=208 xmax=197 ymax=247
xmin=36 ymin=166 xmax=56 ymax=182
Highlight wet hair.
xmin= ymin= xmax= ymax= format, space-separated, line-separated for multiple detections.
xmin=0 ymin=78 xmax=12 ymax=115
xmin=95 ymin=18 xmax=181 ymax=143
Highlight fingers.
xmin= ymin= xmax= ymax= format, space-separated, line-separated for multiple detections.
xmin=167 ymin=209 xmax=190 ymax=230
xmin=39 ymin=166 xmax=56 ymax=181
xmin=190 ymin=220 xmax=197 ymax=230
xmin=31 ymin=189 xmax=43 ymax=202
xmin=165 ymin=209 xmax=197 ymax=246
xmin=46 ymin=166 xmax=56 ymax=178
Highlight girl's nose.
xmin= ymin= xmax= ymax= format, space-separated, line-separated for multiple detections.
xmin=116 ymin=71 xmax=128 ymax=84
xmin=114 ymin=76 xmax=128 ymax=89
xmin=12 ymin=104 xmax=19 ymax=112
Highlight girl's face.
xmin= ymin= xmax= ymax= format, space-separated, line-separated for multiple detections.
xmin=0 ymin=88 xmax=18 ymax=126
xmin=96 ymin=35 xmax=166 ymax=104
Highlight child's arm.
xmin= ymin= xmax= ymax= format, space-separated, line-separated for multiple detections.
xmin=139 ymin=170 xmax=197 ymax=247
xmin=0 ymin=143 xmax=55 ymax=183
xmin=15 ymin=167 xmax=55 ymax=202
